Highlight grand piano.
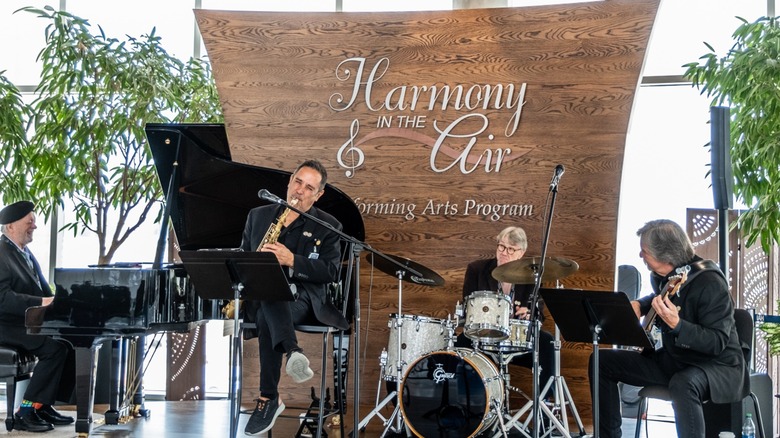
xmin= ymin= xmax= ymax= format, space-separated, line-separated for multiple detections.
xmin=25 ymin=123 xmax=365 ymax=435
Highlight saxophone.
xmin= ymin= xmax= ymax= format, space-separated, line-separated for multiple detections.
xmin=258 ymin=201 xmax=296 ymax=250
xmin=223 ymin=200 xmax=298 ymax=319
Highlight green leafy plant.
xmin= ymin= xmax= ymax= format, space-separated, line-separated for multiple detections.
xmin=683 ymin=16 xmax=780 ymax=253
xmin=0 ymin=71 xmax=32 ymax=202
xmin=759 ymin=300 xmax=780 ymax=356
xmin=1 ymin=6 xmax=222 ymax=264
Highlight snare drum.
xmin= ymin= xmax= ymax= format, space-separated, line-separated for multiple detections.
xmin=480 ymin=319 xmax=533 ymax=353
xmin=464 ymin=291 xmax=511 ymax=342
xmin=400 ymin=348 xmax=503 ymax=438
xmin=383 ymin=314 xmax=453 ymax=381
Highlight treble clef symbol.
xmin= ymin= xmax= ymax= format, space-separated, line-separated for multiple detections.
xmin=337 ymin=119 xmax=365 ymax=178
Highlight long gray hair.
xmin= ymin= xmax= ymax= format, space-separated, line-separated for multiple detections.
xmin=636 ymin=219 xmax=694 ymax=267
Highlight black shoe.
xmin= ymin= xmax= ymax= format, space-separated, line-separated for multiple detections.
xmin=244 ymin=397 xmax=285 ymax=435
xmin=36 ymin=405 xmax=74 ymax=426
xmin=13 ymin=410 xmax=54 ymax=433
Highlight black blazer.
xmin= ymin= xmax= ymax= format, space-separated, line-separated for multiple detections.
xmin=637 ymin=258 xmax=749 ymax=404
xmin=240 ymin=204 xmax=349 ymax=331
xmin=0 ymin=234 xmax=51 ymax=349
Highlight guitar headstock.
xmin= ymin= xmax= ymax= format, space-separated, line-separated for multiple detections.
xmin=665 ymin=265 xmax=691 ymax=298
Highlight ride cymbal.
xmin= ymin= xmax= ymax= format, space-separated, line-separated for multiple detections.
xmin=366 ymin=253 xmax=445 ymax=286
xmin=491 ymin=256 xmax=579 ymax=284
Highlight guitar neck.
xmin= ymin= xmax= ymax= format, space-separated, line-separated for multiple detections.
xmin=642 ymin=273 xmax=685 ymax=333
xmin=642 ymin=306 xmax=658 ymax=332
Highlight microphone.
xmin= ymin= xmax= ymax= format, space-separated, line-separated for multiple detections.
xmin=550 ymin=164 xmax=565 ymax=189
xmin=257 ymin=189 xmax=284 ymax=204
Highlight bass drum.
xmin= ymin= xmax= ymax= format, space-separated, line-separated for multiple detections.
xmin=399 ymin=348 xmax=503 ymax=438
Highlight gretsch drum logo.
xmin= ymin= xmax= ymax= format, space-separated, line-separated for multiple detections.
xmin=433 ymin=363 xmax=456 ymax=384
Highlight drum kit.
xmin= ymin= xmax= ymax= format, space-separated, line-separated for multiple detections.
xmin=358 ymin=254 xmax=585 ymax=438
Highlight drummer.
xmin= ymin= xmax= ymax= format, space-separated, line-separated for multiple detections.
xmin=456 ymin=226 xmax=556 ymax=397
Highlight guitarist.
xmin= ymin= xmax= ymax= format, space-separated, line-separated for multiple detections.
xmin=589 ymin=219 xmax=749 ymax=438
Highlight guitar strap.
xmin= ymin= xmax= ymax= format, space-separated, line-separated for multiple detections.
xmin=679 ymin=259 xmax=725 ymax=289
xmin=652 ymin=259 xmax=725 ymax=294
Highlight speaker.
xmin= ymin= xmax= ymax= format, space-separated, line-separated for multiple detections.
xmin=711 ymin=106 xmax=734 ymax=209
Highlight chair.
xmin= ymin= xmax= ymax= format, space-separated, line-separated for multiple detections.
xmin=0 ymin=344 xmax=38 ymax=431
xmin=617 ymin=264 xmax=642 ymax=301
xmin=633 ymin=308 xmax=765 ymax=438
xmin=290 ymin=323 xmax=343 ymax=438
xmin=237 ymin=321 xmax=346 ymax=438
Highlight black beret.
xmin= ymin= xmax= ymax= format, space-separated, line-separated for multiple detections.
xmin=0 ymin=201 xmax=35 ymax=225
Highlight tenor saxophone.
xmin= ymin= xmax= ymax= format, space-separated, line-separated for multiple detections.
xmin=223 ymin=200 xmax=298 ymax=319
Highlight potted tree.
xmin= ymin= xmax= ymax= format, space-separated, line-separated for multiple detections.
xmin=683 ymin=15 xmax=780 ymax=253
xmin=684 ymin=15 xmax=780 ymax=362
xmin=0 ymin=72 xmax=31 ymax=200
xmin=1 ymin=6 xmax=222 ymax=265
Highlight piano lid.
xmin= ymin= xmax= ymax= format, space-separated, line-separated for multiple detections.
xmin=146 ymin=123 xmax=365 ymax=250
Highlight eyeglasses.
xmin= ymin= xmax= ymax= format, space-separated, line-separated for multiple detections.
xmin=497 ymin=243 xmax=521 ymax=255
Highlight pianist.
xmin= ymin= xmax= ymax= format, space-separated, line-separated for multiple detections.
xmin=240 ymin=160 xmax=350 ymax=436
xmin=0 ymin=201 xmax=75 ymax=432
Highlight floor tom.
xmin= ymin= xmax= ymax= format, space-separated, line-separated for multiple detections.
xmin=383 ymin=314 xmax=453 ymax=381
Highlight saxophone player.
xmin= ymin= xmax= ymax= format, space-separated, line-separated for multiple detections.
xmin=241 ymin=159 xmax=349 ymax=436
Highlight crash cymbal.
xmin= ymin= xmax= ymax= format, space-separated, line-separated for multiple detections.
xmin=366 ymin=253 xmax=445 ymax=286
xmin=492 ymin=256 xmax=579 ymax=284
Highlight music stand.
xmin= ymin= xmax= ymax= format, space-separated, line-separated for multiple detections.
xmin=179 ymin=249 xmax=293 ymax=438
xmin=538 ymin=288 xmax=653 ymax=438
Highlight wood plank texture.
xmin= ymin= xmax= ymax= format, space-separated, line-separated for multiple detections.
xmin=197 ymin=1 xmax=661 ymax=431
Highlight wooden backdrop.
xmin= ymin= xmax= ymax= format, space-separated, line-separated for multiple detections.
xmin=196 ymin=0 xmax=660 ymax=431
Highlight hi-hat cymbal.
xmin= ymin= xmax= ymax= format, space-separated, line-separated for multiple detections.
xmin=366 ymin=253 xmax=445 ymax=286
xmin=492 ymin=256 xmax=579 ymax=284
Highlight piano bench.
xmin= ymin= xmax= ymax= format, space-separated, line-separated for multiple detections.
xmin=0 ymin=344 xmax=37 ymax=432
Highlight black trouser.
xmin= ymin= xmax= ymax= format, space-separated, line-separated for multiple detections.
xmin=589 ymin=348 xmax=710 ymax=438
xmin=255 ymin=293 xmax=315 ymax=399
xmin=0 ymin=333 xmax=74 ymax=406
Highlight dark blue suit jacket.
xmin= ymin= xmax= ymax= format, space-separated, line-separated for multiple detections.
xmin=0 ymin=234 xmax=51 ymax=349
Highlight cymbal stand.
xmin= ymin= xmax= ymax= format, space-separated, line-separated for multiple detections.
xmin=492 ymin=397 xmax=510 ymax=438
xmin=493 ymin=323 xmax=572 ymax=438
xmin=354 ymin=269 xmax=408 ymax=437
xmin=499 ymin=386 xmax=571 ymax=438
xmin=484 ymin=346 xmax=532 ymax=438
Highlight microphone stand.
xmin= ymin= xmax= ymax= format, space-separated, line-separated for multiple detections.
xmin=262 ymin=193 xmax=422 ymax=437
xmin=527 ymin=168 xmax=563 ymax=438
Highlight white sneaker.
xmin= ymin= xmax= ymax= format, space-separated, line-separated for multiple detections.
xmin=286 ymin=350 xmax=314 ymax=383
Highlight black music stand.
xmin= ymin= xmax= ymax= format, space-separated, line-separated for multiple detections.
xmin=538 ymin=288 xmax=653 ymax=438
xmin=178 ymin=250 xmax=293 ymax=438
